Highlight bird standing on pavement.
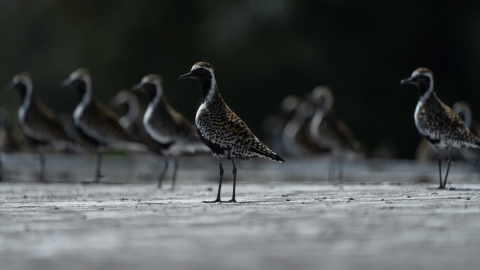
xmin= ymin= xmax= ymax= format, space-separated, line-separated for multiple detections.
xmin=9 ymin=73 xmax=74 ymax=181
xmin=308 ymin=86 xmax=366 ymax=180
xmin=178 ymin=62 xmax=284 ymax=203
xmin=61 ymin=68 xmax=146 ymax=182
xmin=133 ymin=74 xmax=208 ymax=189
xmin=400 ymin=67 xmax=480 ymax=188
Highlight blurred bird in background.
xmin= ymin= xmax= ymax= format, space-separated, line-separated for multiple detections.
xmin=9 ymin=73 xmax=78 ymax=181
xmin=133 ymin=74 xmax=209 ymax=190
xmin=61 ymin=68 xmax=147 ymax=182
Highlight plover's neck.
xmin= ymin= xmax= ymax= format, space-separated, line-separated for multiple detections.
xmin=73 ymin=78 xmax=93 ymax=124
xmin=144 ymin=83 xmax=163 ymax=126
xmin=19 ymin=81 xmax=33 ymax=110
xmin=201 ymin=75 xmax=217 ymax=105
xmin=418 ymin=76 xmax=434 ymax=104
xmin=16 ymin=79 xmax=34 ymax=125
xmin=77 ymin=77 xmax=93 ymax=106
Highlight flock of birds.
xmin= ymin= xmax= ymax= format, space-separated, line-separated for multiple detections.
xmin=1 ymin=64 xmax=480 ymax=202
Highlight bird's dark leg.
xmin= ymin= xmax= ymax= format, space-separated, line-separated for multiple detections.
xmin=338 ymin=157 xmax=343 ymax=182
xmin=328 ymin=157 xmax=335 ymax=182
xmin=158 ymin=156 xmax=169 ymax=189
xmin=94 ymin=147 xmax=102 ymax=183
xmin=203 ymin=158 xmax=223 ymax=203
xmin=443 ymin=148 xmax=453 ymax=188
xmin=39 ymin=146 xmax=45 ymax=182
xmin=225 ymin=159 xmax=237 ymax=203
xmin=171 ymin=157 xmax=179 ymax=191
xmin=435 ymin=148 xmax=443 ymax=189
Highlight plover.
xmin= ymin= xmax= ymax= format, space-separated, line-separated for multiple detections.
xmin=132 ymin=74 xmax=208 ymax=189
xmin=179 ymin=62 xmax=284 ymax=203
xmin=282 ymin=98 xmax=327 ymax=157
xmin=61 ymin=68 xmax=147 ymax=182
xmin=400 ymin=67 xmax=480 ymax=188
xmin=111 ymin=90 xmax=144 ymax=142
xmin=307 ymin=86 xmax=366 ymax=180
xmin=9 ymin=73 xmax=74 ymax=181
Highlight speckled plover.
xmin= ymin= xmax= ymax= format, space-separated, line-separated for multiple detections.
xmin=61 ymin=68 xmax=146 ymax=182
xmin=179 ymin=62 xmax=284 ymax=203
xmin=400 ymin=67 xmax=480 ymax=188
xmin=133 ymin=74 xmax=208 ymax=189
xmin=9 ymin=73 xmax=75 ymax=181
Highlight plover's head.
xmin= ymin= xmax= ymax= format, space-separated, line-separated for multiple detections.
xmin=111 ymin=90 xmax=138 ymax=113
xmin=9 ymin=73 xmax=33 ymax=92
xmin=178 ymin=62 xmax=214 ymax=82
xmin=178 ymin=62 xmax=217 ymax=102
xmin=8 ymin=73 xmax=33 ymax=102
xmin=308 ymin=85 xmax=333 ymax=112
xmin=281 ymin=95 xmax=302 ymax=114
xmin=61 ymin=68 xmax=91 ymax=90
xmin=400 ymin=68 xmax=434 ymax=99
xmin=132 ymin=74 xmax=164 ymax=100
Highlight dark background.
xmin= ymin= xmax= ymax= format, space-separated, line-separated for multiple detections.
xmin=1 ymin=0 xmax=480 ymax=158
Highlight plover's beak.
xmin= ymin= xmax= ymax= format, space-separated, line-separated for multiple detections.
xmin=60 ymin=78 xmax=72 ymax=88
xmin=400 ymin=77 xmax=413 ymax=85
xmin=178 ymin=72 xmax=193 ymax=80
xmin=131 ymin=83 xmax=143 ymax=91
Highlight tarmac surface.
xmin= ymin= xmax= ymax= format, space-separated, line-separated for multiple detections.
xmin=1 ymin=154 xmax=480 ymax=270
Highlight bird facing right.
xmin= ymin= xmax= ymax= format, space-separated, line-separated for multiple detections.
xmin=400 ymin=67 xmax=480 ymax=188
xmin=178 ymin=62 xmax=284 ymax=203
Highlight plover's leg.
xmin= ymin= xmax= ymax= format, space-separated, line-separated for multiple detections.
xmin=94 ymin=147 xmax=102 ymax=183
xmin=328 ymin=157 xmax=335 ymax=182
xmin=443 ymin=148 xmax=453 ymax=188
xmin=171 ymin=157 xmax=179 ymax=191
xmin=203 ymin=158 xmax=223 ymax=203
xmin=38 ymin=145 xmax=45 ymax=182
xmin=435 ymin=148 xmax=443 ymax=189
xmin=338 ymin=157 xmax=343 ymax=182
xmin=225 ymin=159 xmax=237 ymax=203
xmin=158 ymin=156 xmax=169 ymax=189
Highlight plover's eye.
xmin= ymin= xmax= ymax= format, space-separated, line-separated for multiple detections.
xmin=197 ymin=69 xmax=205 ymax=74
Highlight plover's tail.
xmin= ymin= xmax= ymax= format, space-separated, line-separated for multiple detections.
xmin=249 ymin=144 xmax=285 ymax=163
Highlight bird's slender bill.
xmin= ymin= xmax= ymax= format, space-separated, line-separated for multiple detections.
xmin=399 ymin=77 xmax=413 ymax=85
xmin=131 ymin=84 xmax=143 ymax=91
xmin=60 ymin=79 xmax=72 ymax=88
xmin=178 ymin=72 xmax=192 ymax=80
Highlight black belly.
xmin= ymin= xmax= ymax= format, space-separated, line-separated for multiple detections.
xmin=196 ymin=128 xmax=227 ymax=156
xmin=424 ymin=135 xmax=440 ymax=145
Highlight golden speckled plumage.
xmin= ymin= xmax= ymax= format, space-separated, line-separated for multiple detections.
xmin=415 ymin=93 xmax=480 ymax=149
xmin=179 ymin=62 xmax=284 ymax=203
xmin=196 ymin=87 xmax=284 ymax=162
